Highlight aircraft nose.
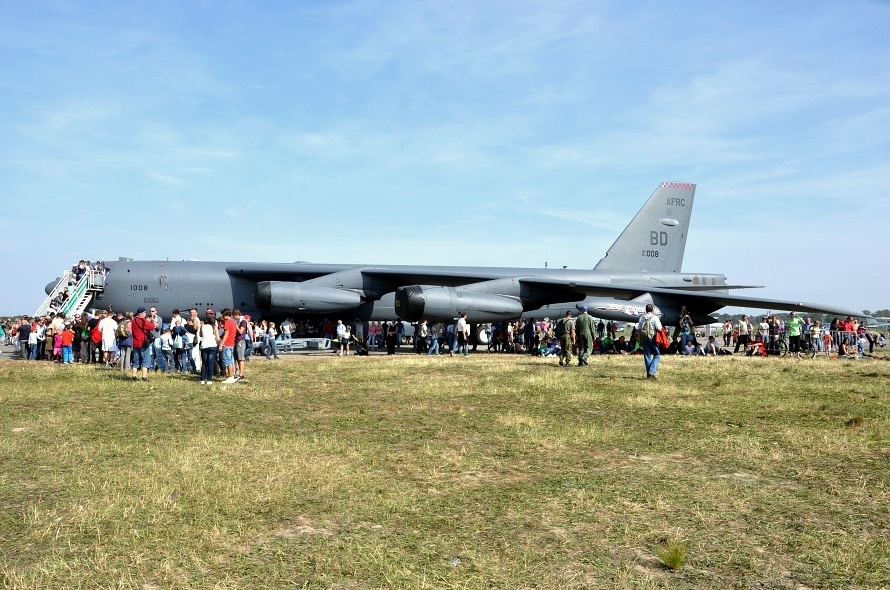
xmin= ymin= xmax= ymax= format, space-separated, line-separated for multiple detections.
xmin=45 ymin=279 xmax=60 ymax=295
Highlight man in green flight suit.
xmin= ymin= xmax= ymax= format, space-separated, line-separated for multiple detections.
xmin=556 ymin=310 xmax=576 ymax=367
xmin=574 ymin=305 xmax=595 ymax=366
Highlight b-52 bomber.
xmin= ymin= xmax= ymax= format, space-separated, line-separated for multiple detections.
xmin=44 ymin=181 xmax=861 ymax=324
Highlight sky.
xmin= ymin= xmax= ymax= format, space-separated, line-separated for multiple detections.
xmin=2 ymin=1 xmax=889 ymax=316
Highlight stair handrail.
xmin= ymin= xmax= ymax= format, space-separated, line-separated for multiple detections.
xmin=32 ymin=271 xmax=73 ymax=318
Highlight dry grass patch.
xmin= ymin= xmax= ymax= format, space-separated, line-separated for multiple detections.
xmin=1 ymin=353 xmax=888 ymax=588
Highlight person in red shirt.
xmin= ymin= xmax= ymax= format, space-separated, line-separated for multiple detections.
xmin=60 ymin=323 xmax=76 ymax=364
xmin=219 ymin=309 xmax=238 ymax=383
xmin=130 ymin=307 xmax=157 ymax=381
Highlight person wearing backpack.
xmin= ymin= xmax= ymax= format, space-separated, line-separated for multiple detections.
xmin=636 ymin=304 xmax=664 ymax=379
xmin=555 ymin=310 xmax=576 ymax=367
xmin=117 ymin=312 xmax=133 ymax=371
xmin=130 ymin=307 xmax=157 ymax=381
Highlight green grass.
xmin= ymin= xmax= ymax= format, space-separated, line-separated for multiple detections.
xmin=656 ymin=539 xmax=687 ymax=571
xmin=1 ymin=353 xmax=888 ymax=589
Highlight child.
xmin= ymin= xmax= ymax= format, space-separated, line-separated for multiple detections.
xmin=160 ymin=327 xmax=175 ymax=373
xmin=53 ymin=329 xmax=63 ymax=362
xmin=60 ymin=323 xmax=75 ymax=364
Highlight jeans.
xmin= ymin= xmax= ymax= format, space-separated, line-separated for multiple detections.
xmin=680 ymin=332 xmax=692 ymax=352
xmin=160 ymin=350 xmax=173 ymax=373
xmin=427 ymin=337 xmax=440 ymax=355
xmin=266 ymin=336 xmax=279 ymax=358
xmin=641 ymin=336 xmax=660 ymax=377
xmin=201 ymin=347 xmax=218 ymax=382
xmin=62 ymin=345 xmax=73 ymax=364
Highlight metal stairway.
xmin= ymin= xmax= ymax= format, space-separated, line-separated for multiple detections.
xmin=32 ymin=270 xmax=105 ymax=318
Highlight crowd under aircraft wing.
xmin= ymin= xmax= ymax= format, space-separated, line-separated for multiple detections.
xmin=41 ymin=181 xmax=864 ymax=324
xmin=513 ymin=277 xmax=863 ymax=325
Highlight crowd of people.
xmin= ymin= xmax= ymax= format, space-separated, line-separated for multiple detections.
xmin=721 ymin=313 xmax=884 ymax=359
xmin=3 ymin=298 xmax=885 ymax=382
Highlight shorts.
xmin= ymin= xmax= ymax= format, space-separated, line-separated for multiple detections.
xmin=234 ymin=340 xmax=247 ymax=361
xmin=132 ymin=347 xmax=152 ymax=369
xmin=221 ymin=345 xmax=234 ymax=367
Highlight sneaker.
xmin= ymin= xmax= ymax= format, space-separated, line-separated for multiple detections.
xmin=237 ymin=376 xmax=246 ymax=382
xmin=223 ymin=376 xmax=237 ymax=384
xmin=200 ymin=380 xmax=205 ymax=385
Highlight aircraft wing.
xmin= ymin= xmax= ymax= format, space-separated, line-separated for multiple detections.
xmin=227 ymin=263 xmax=513 ymax=286
xmin=517 ymin=277 xmax=862 ymax=317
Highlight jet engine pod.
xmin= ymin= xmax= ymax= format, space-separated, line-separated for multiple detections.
xmin=395 ymin=285 xmax=523 ymax=322
xmin=256 ymin=281 xmax=361 ymax=313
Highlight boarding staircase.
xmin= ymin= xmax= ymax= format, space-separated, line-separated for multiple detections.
xmin=32 ymin=270 xmax=105 ymax=318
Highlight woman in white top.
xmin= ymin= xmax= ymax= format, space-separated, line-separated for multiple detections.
xmin=265 ymin=321 xmax=279 ymax=359
xmin=199 ymin=311 xmax=220 ymax=384
xmin=336 ymin=319 xmax=350 ymax=357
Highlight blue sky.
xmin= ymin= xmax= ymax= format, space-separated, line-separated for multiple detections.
xmin=2 ymin=1 xmax=888 ymax=316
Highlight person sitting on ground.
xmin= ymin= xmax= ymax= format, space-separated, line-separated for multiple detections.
xmin=703 ymin=335 xmax=720 ymax=356
xmin=543 ymin=338 xmax=561 ymax=357
xmin=601 ymin=334 xmax=613 ymax=353
xmin=613 ymin=335 xmax=629 ymax=354
xmin=666 ymin=336 xmax=681 ymax=355
xmin=838 ymin=337 xmax=856 ymax=359
xmin=746 ymin=334 xmax=766 ymax=357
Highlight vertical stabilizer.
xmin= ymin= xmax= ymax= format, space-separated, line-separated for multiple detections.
xmin=593 ymin=181 xmax=696 ymax=273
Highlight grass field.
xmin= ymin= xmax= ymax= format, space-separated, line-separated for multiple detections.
xmin=1 ymin=351 xmax=888 ymax=589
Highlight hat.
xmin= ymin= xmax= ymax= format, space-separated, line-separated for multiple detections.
xmin=206 ymin=308 xmax=215 ymax=315
xmin=580 ymin=305 xmax=589 ymax=311
xmin=136 ymin=307 xmax=147 ymax=314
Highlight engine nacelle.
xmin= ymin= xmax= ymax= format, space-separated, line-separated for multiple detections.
xmin=256 ymin=281 xmax=361 ymax=313
xmin=395 ymin=285 xmax=524 ymax=322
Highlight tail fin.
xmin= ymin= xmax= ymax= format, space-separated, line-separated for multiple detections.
xmin=593 ymin=181 xmax=696 ymax=273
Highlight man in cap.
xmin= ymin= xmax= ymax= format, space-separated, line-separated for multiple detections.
xmin=130 ymin=307 xmax=156 ymax=381
xmin=574 ymin=305 xmax=594 ymax=366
